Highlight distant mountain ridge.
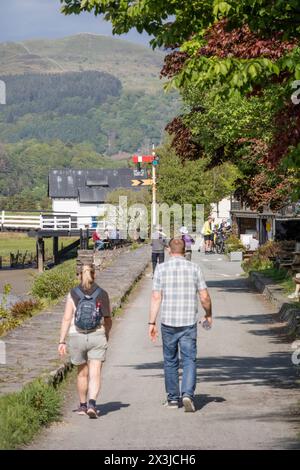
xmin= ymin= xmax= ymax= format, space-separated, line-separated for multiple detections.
xmin=0 ymin=34 xmax=165 ymax=92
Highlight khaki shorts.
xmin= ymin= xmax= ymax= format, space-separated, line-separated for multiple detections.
xmin=68 ymin=328 xmax=108 ymax=365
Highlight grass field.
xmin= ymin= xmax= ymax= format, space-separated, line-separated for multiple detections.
xmin=0 ymin=233 xmax=77 ymax=264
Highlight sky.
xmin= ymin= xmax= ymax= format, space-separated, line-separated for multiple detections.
xmin=0 ymin=0 xmax=151 ymax=45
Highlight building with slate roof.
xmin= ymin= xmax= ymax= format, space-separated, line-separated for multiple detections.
xmin=48 ymin=168 xmax=137 ymax=219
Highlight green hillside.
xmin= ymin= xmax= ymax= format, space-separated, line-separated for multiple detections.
xmin=0 ymin=71 xmax=179 ymax=155
xmin=0 ymin=34 xmax=165 ymax=92
xmin=0 ymin=35 xmax=180 ymax=210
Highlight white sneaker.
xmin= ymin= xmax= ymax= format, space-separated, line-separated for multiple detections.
xmin=163 ymin=400 xmax=179 ymax=409
xmin=182 ymin=396 xmax=195 ymax=412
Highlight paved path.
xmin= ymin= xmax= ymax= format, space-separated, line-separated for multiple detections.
xmin=30 ymin=252 xmax=300 ymax=450
xmin=0 ymin=246 xmax=149 ymax=396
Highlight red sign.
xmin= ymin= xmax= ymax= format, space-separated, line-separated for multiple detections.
xmin=132 ymin=155 xmax=154 ymax=163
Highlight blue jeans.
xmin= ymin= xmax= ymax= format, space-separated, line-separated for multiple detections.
xmin=95 ymin=240 xmax=105 ymax=251
xmin=161 ymin=323 xmax=197 ymax=402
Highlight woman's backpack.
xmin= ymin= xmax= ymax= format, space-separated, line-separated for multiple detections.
xmin=74 ymin=287 xmax=102 ymax=331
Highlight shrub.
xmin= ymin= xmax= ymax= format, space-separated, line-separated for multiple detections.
xmin=224 ymin=235 xmax=245 ymax=253
xmin=10 ymin=299 xmax=42 ymax=318
xmin=242 ymin=255 xmax=273 ymax=273
xmin=242 ymin=240 xmax=285 ymax=273
xmin=20 ymin=380 xmax=61 ymax=426
xmin=31 ymin=259 xmax=77 ymax=300
xmin=0 ymin=379 xmax=61 ymax=449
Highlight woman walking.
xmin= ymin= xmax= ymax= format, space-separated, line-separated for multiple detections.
xmin=180 ymin=226 xmax=195 ymax=261
xmin=58 ymin=264 xmax=112 ymax=419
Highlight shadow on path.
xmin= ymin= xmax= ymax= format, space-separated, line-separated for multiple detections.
xmin=217 ymin=313 xmax=289 ymax=344
xmin=121 ymin=351 xmax=298 ymax=390
xmin=97 ymin=401 xmax=130 ymax=417
xmin=194 ymin=393 xmax=226 ymax=411
xmin=206 ymin=277 xmax=255 ymax=294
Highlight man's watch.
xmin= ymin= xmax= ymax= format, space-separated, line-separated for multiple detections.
xmin=59 ymin=341 xmax=66 ymax=345
xmin=148 ymin=322 xmax=156 ymax=325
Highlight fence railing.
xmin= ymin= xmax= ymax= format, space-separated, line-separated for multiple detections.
xmin=0 ymin=211 xmax=105 ymax=232
xmin=1 ymin=212 xmax=40 ymax=229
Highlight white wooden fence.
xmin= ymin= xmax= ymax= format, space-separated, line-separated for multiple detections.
xmin=0 ymin=211 xmax=104 ymax=231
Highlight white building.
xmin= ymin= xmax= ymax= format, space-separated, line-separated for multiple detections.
xmin=48 ymin=168 xmax=137 ymax=228
xmin=211 ymin=197 xmax=231 ymax=226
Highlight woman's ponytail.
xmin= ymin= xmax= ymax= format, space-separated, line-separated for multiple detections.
xmin=81 ymin=264 xmax=95 ymax=291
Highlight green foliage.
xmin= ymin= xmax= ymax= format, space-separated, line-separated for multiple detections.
xmin=0 ymin=45 xmax=180 ymax=210
xmin=0 ymin=140 xmax=125 ymax=210
xmin=0 ymin=71 xmax=121 ymax=121
xmin=63 ymin=0 xmax=300 ymax=203
xmin=106 ymin=187 xmax=152 ymax=207
xmin=242 ymin=241 xmax=285 ymax=273
xmin=31 ymin=260 xmax=77 ymax=300
xmin=186 ymin=86 xmax=279 ymax=153
xmin=168 ymin=54 xmax=285 ymax=98
xmin=0 ymin=284 xmax=43 ymax=336
xmin=105 ymin=188 xmax=152 ymax=229
xmin=0 ymin=34 xmax=165 ymax=92
xmin=225 ymin=234 xmax=245 ymax=253
xmin=0 ymin=380 xmax=61 ymax=449
xmin=0 ymin=233 xmax=77 ymax=264
xmin=60 ymin=0 xmax=216 ymax=48
xmin=242 ymin=256 xmax=273 ymax=273
xmin=0 ymin=283 xmax=12 ymax=322
xmin=0 ymin=91 xmax=179 ymax=155
xmin=61 ymin=1 xmax=300 ymax=46
xmin=156 ymin=142 xmax=239 ymax=207
xmin=250 ymin=267 xmax=294 ymax=294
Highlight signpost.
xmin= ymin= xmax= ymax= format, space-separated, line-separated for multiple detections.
xmin=131 ymin=179 xmax=153 ymax=187
xmin=132 ymin=147 xmax=159 ymax=228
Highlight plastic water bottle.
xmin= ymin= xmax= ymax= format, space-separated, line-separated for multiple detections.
xmin=202 ymin=319 xmax=212 ymax=330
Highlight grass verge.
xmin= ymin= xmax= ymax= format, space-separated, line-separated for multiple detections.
xmin=0 ymin=233 xmax=78 ymax=264
xmin=258 ymin=267 xmax=294 ymax=294
xmin=0 ymin=378 xmax=64 ymax=449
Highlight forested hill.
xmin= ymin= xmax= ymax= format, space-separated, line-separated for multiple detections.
xmin=0 ymin=35 xmax=180 ymax=210
xmin=0 ymin=34 xmax=164 ymax=92
xmin=1 ymin=71 xmax=122 ymax=119
xmin=0 ymin=70 xmax=179 ymax=155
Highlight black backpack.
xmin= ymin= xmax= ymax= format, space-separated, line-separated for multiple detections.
xmin=74 ymin=286 xmax=102 ymax=331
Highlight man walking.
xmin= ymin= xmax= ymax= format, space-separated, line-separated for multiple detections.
xmin=151 ymin=225 xmax=168 ymax=274
xmin=148 ymin=238 xmax=212 ymax=412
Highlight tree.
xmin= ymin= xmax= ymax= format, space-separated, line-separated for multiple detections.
xmin=105 ymin=188 xmax=152 ymax=236
xmin=61 ymin=0 xmax=300 ymax=207
xmin=156 ymin=142 xmax=238 ymax=208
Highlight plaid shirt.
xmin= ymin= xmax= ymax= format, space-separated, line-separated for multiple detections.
xmin=152 ymin=256 xmax=207 ymax=327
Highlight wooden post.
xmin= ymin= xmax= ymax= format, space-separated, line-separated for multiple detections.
xmin=80 ymin=229 xmax=83 ymax=249
xmin=36 ymin=237 xmax=45 ymax=273
xmin=86 ymin=228 xmax=89 ymax=250
xmin=53 ymin=236 xmax=59 ymax=265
